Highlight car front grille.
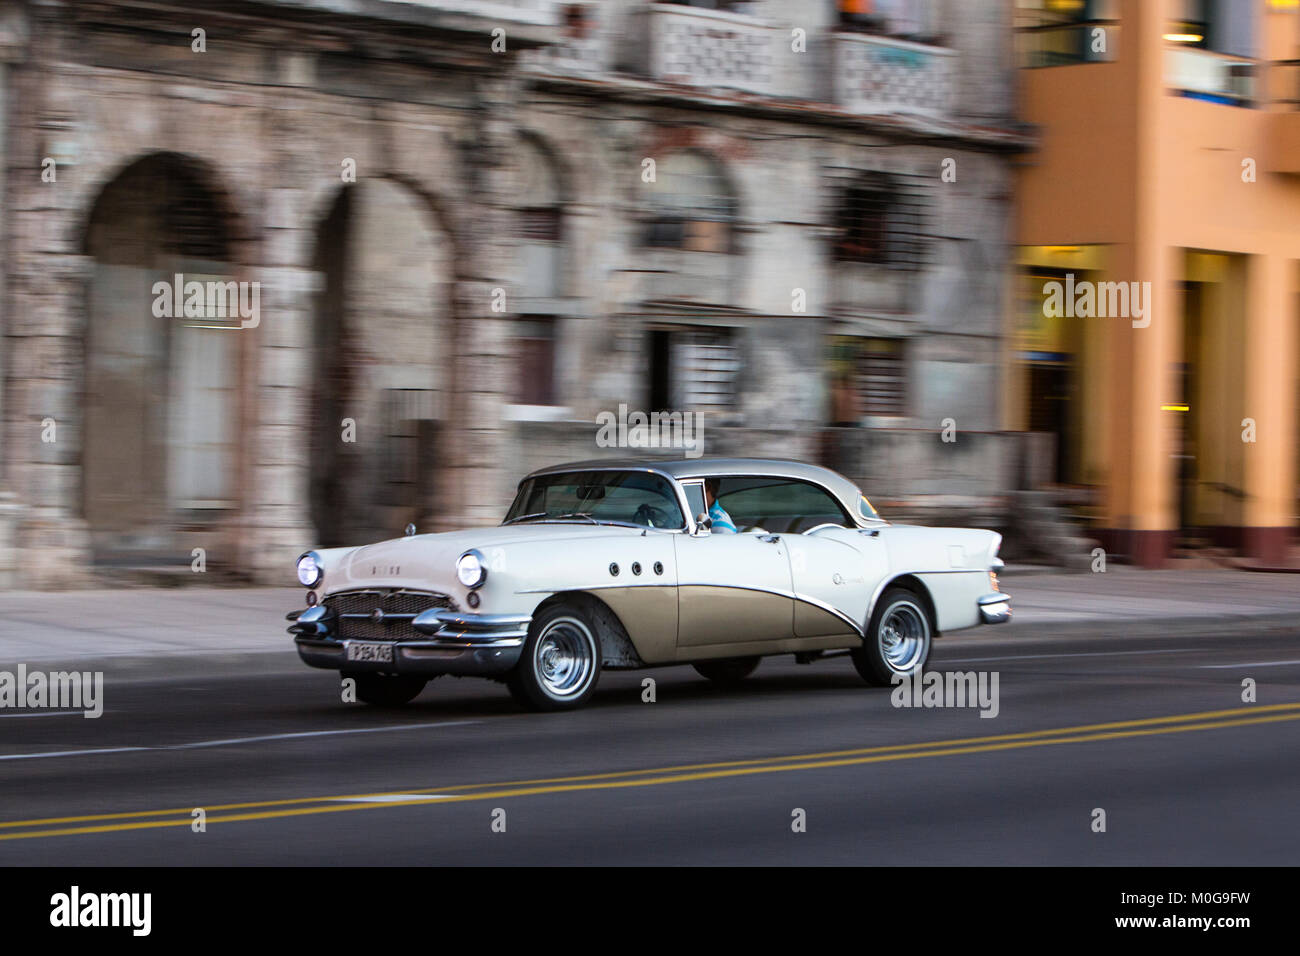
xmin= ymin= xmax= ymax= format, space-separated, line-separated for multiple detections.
xmin=323 ymin=589 xmax=458 ymax=642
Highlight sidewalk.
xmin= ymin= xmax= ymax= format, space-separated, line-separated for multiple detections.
xmin=997 ymin=565 xmax=1300 ymax=637
xmin=0 ymin=568 xmax=1296 ymax=672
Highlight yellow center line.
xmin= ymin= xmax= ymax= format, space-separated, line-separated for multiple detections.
xmin=5 ymin=701 xmax=1297 ymax=829
xmin=1 ymin=704 xmax=1298 ymax=841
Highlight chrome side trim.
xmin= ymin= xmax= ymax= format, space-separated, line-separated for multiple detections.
xmin=516 ymin=581 xmax=863 ymax=635
xmin=787 ymin=591 xmax=864 ymax=637
xmin=596 ymin=582 xmax=864 ymax=637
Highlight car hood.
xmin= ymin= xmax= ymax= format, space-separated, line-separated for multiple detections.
xmin=320 ymin=523 xmax=649 ymax=594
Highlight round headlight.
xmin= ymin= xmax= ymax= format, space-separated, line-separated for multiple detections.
xmin=456 ymin=550 xmax=487 ymax=589
xmin=296 ymin=551 xmax=323 ymax=588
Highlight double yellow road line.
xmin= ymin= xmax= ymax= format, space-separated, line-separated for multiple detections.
xmin=3 ymin=703 xmax=1298 ymax=842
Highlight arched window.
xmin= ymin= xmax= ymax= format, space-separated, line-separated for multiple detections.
xmin=81 ymin=152 xmax=242 ymax=561
xmin=515 ymin=136 xmax=565 ymax=300
xmin=512 ymin=136 xmax=568 ymax=408
xmin=643 ymin=150 xmax=736 ymax=254
xmin=516 ymin=137 xmax=563 ymax=243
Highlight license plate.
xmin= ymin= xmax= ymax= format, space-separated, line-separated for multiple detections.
xmin=346 ymin=641 xmax=393 ymax=663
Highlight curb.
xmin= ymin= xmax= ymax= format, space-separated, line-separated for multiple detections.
xmin=942 ymin=611 xmax=1299 ymax=649
xmin=11 ymin=649 xmax=310 ymax=684
xmin=10 ymin=612 xmax=1297 ymax=682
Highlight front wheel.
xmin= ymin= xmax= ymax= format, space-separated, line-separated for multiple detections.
xmin=345 ymin=672 xmax=429 ymax=707
xmin=851 ymin=588 xmax=932 ymax=687
xmin=507 ymin=602 xmax=603 ymax=711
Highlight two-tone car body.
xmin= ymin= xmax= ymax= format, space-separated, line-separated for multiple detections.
xmin=289 ymin=458 xmax=1010 ymax=709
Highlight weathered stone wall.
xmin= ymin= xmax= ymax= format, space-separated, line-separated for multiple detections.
xmin=0 ymin=0 xmax=1026 ymax=587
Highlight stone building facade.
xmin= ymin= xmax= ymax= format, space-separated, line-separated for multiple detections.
xmin=0 ymin=0 xmax=1030 ymax=587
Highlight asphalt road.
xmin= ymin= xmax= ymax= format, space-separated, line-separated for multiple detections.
xmin=2 ymin=627 xmax=1298 ymax=865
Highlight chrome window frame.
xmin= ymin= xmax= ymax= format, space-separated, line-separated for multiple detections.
xmin=509 ymin=465 xmax=876 ymax=536
xmin=679 ymin=479 xmax=709 ymax=535
xmin=683 ymin=474 xmax=857 ymax=534
xmin=503 ymin=467 xmax=694 ymax=533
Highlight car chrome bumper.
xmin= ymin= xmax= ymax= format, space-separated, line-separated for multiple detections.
xmin=289 ymin=608 xmax=531 ymax=677
xmin=977 ymin=592 xmax=1011 ymax=625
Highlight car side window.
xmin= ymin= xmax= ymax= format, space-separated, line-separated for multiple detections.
xmin=507 ymin=471 xmax=686 ymax=529
xmin=682 ymin=482 xmax=707 ymax=524
xmin=715 ymin=478 xmax=852 ymax=534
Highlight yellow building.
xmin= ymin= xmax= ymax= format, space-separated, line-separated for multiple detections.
xmin=1012 ymin=0 xmax=1300 ymax=567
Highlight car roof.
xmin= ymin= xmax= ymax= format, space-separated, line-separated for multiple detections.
xmin=520 ymin=457 xmax=873 ymax=521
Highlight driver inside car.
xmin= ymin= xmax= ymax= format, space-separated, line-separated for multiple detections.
xmin=704 ymin=478 xmax=738 ymax=534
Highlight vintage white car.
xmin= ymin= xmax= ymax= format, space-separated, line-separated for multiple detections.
xmin=289 ymin=458 xmax=1010 ymax=710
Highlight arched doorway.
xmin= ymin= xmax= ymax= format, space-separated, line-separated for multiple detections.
xmin=81 ymin=152 xmax=245 ymax=565
xmin=309 ymin=179 xmax=454 ymax=546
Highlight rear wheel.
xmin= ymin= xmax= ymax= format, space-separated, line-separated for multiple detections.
xmin=851 ymin=587 xmax=932 ymax=687
xmin=507 ymin=602 xmax=602 ymax=711
xmin=345 ymin=672 xmax=428 ymax=707
xmin=693 ymin=656 xmax=761 ymax=685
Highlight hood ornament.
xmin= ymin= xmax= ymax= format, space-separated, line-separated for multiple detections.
xmin=405 ymin=523 xmax=417 ymax=537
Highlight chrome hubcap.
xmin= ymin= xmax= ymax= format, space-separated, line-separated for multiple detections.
xmin=534 ymin=617 xmax=596 ymax=698
xmin=879 ymin=602 xmax=927 ymax=672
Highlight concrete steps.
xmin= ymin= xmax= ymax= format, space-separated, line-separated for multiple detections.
xmin=1006 ymin=490 xmax=1100 ymax=571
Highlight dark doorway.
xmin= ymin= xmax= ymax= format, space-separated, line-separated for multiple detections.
xmin=308 ymin=181 xmax=450 ymax=546
xmin=81 ymin=152 xmax=241 ymax=565
xmin=1027 ymin=360 xmax=1071 ymax=484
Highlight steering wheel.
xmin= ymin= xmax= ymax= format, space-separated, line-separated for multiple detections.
xmin=633 ymin=503 xmax=670 ymax=528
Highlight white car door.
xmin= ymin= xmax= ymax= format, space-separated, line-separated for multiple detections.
xmin=673 ymin=532 xmax=795 ymax=648
xmin=708 ymin=475 xmax=884 ymax=639
xmin=786 ymin=527 xmax=885 ymax=637
xmin=673 ymin=479 xmax=794 ymax=648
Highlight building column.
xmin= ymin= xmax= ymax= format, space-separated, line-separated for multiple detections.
xmin=7 ymin=251 xmax=94 ymax=587
xmin=1101 ymin=241 xmax=1181 ymax=568
xmin=436 ymin=77 xmax=519 ymax=530
xmin=1241 ymin=253 xmax=1297 ymax=564
xmin=240 ymin=181 xmax=322 ymax=582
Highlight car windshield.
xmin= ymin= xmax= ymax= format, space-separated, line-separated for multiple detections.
xmin=505 ymin=470 xmax=686 ymax=530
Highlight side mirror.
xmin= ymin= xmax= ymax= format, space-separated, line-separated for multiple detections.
xmin=694 ymin=513 xmax=713 ymax=535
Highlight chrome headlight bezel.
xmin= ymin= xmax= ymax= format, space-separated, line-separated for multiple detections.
xmin=296 ymin=551 xmax=323 ymax=589
xmin=456 ymin=549 xmax=487 ymax=589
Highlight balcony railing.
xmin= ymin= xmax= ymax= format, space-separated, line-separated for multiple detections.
xmin=1165 ymin=47 xmax=1256 ymax=106
xmin=384 ymin=0 xmax=558 ymax=25
xmin=633 ymin=3 xmax=781 ymax=97
xmin=522 ymin=0 xmax=603 ymax=75
xmin=832 ymin=33 xmax=956 ymax=118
